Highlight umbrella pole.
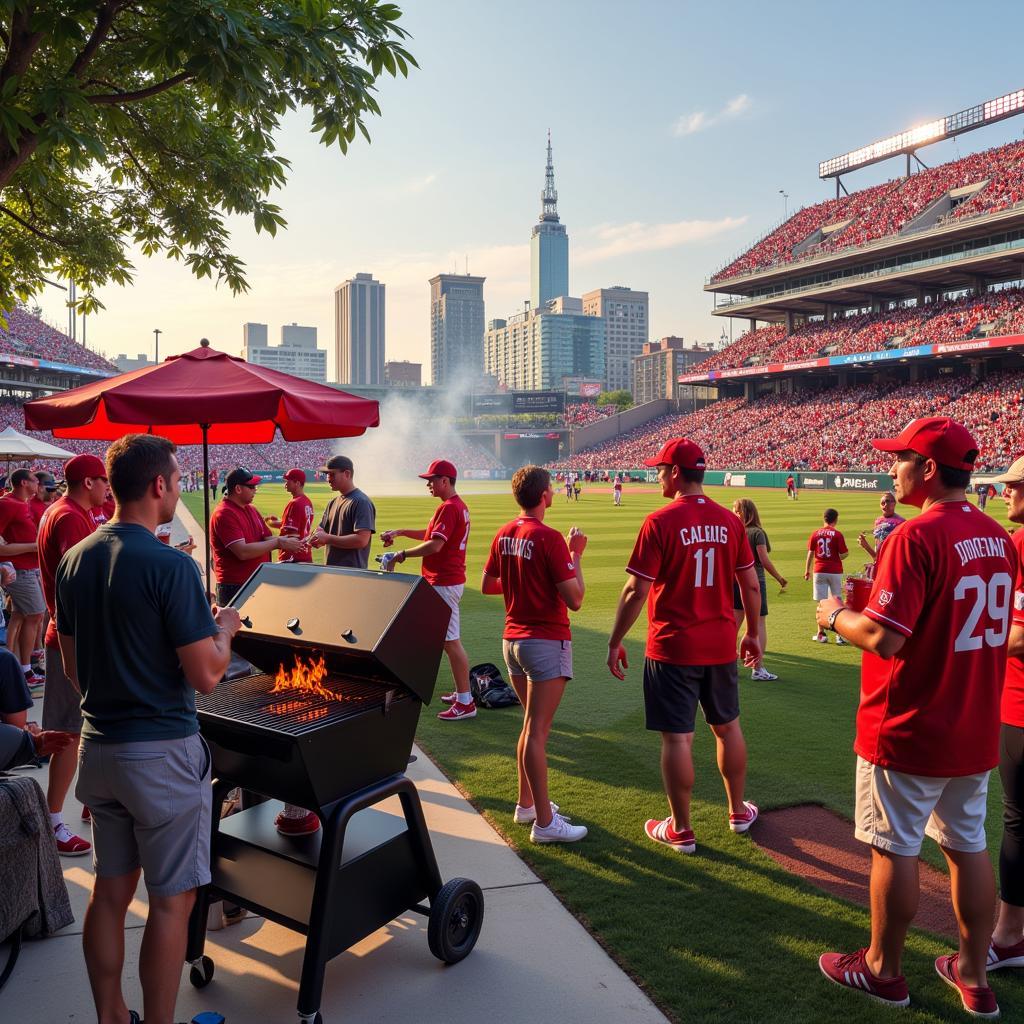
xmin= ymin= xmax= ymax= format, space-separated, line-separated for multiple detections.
xmin=202 ymin=423 xmax=212 ymax=600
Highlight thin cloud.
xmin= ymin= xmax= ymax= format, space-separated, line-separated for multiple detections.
xmin=576 ymin=216 xmax=748 ymax=263
xmin=673 ymin=93 xmax=751 ymax=137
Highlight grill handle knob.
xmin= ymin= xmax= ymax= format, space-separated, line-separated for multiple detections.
xmin=341 ymin=629 xmax=355 ymax=643
xmin=286 ymin=617 xmax=300 ymax=632
xmin=240 ymin=616 xmax=252 ymax=629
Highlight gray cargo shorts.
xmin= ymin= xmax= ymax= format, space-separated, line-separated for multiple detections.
xmin=502 ymin=638 xmax=573 ymax=683
xmin=41 ymin=645 xmax=82 ymax=732
xmin=7 ymin=568 xmax=45 ymax=616
xmin=76 ymin=732 xmax=212 ymax=896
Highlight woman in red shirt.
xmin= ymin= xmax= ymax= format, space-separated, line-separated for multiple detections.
xmin=482 ymin=466 xmax=587 ymax=845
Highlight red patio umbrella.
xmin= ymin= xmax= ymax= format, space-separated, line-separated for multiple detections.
xmin=24 ymin=340 xmax=380 ymax=593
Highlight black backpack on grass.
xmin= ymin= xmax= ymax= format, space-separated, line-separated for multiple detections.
xmin=469 ymin=663 xmax=520 ymax=709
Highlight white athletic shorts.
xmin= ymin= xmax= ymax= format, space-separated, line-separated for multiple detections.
xmin=812 ymin=572 xmax=844 ymax=600
xmin=433 ymin=584 xmax=463 ymax=642
xmin=854 ymin=756 xmax=989 ymax=857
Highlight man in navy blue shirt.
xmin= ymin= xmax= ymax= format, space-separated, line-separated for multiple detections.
xmin=57 ymin=434 xmax=240 ymax=1024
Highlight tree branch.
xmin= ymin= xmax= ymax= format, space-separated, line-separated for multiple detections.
xmin=86 ymin=72 xmax=192 ymax=105
xmin=67 ymin=0 xmax=126 ymax=79
xmin=0 ymin=204 xmax=66 ymax=246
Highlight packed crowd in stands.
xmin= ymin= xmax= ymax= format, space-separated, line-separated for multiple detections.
xmin=564 ymin=401 xmax=618 ymax=426
xmin=551 ymin=371 xmax=1024 ymax=474
xmin=691 ymin=288 xmax=1024 ymax=373
xmin=710 ymin=139 xmax=1024 ymax=283
xmin=0 ymin=307 xmax=117 ymax=373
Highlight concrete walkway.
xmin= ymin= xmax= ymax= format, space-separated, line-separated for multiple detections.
xmin=3 ymin=502 xmax=667 ymax=1024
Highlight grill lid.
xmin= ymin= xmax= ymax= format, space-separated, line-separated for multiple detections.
xmin=228 ymin=563 xmax=452 ymax=704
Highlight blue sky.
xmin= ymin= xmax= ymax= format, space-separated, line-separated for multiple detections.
xmin=37 ymin=0 xmax=1024 ymax=380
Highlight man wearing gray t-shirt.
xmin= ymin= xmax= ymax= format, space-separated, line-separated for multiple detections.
xmin=307 ymin=455 xmax=376 ymax=568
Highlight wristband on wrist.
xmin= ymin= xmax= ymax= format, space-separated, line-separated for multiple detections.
xmin=827 ymin=606 xmax=847 ymax=632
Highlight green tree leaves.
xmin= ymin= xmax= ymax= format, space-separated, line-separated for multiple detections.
xmin=0 ymin=1 xmax=416 ymax=313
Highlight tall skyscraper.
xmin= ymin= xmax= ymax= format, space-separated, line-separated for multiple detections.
xmin=486 ymin=136 xmax=605 ymax=391
xmin=242 ymin=322 xmax=268 ymax=349
xmin=530 ymin=133 xmax=569 ymax=309
xmin=429 ymin=273 xmax=486 ymax=386
xmin=582 ymin=286 xmax=649 ymax=392
xmin=334 ymin=273 xmax=385 ymax=385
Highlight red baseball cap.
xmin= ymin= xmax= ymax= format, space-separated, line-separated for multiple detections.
xmin=284 ymin=468 xmax=306 ymax=484
xmin=64 ymin=454 xmax=107 ymax=483
xmin=419 ymin=459 xmax=458 ymax=480
xmin=642 ymin=438 xmax=706 ymax=470
xmin=871 ymin=416 xmax=979 ymax=471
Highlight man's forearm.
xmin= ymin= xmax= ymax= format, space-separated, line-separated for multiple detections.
xmin=573 ymin=555 xmax=585 ymax=597
xmin=0 ymin=542 xmax=35 ymax=557
xmin=210 ymin=629 xmax=234 ymax=677
xmin=232 ymin=537 xmax=279 ymax=559
xmin=609 ymin=589 xmax=645 ymax=647
xmin=325 ymin=533 xmax=370 ymax=549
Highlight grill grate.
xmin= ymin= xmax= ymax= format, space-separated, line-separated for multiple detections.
xmin=197 ymin=673 xmax=394 ymax=736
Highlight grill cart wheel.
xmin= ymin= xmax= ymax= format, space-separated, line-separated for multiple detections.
xmin=189 ymin=955 xmax=215 ymax=988
xmin=428 ymin=878 xmax=484 ymax=964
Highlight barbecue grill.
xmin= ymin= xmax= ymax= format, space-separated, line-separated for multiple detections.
xmin=184 ymin=563 xmax=484 ymax=1024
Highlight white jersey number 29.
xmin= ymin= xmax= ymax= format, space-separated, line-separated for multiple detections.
xmin=953 ymin=572 xmax=1012 ymax=652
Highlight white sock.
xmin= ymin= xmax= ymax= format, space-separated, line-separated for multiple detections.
xmin=456 ymin=691 xmax=474 ymax=705
xmin=21 ymin=664 xmax=30 ymax=673
xmin=50 ymin=812 xmax=63 ymax=829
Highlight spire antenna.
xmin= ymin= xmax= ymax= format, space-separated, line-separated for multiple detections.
xmin=540 ymin=130 xmax=559 ymax=223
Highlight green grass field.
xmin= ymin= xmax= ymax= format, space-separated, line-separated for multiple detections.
xmin=182 ymin=482 xmax=1023 ymax=1023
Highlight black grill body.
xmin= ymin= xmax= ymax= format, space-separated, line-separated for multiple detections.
xmin=185 ymin=564 xmax=483 ymax=1024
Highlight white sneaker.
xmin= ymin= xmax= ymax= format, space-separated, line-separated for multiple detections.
xmin=835 ymin=636 xmax=848 ymax=646
xmin=811 ymin=633 xmax=828 ymax=643
xmin=751 ymin=667 xmax=778 ymax=681
xmin=530 ymin=815 xmax=587 ymax=844
xmin=513 ymin=800 xmax=561 ymax=824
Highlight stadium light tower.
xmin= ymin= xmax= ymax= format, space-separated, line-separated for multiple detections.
xmin=779 ymin=190 xmax=789 ymax=218
xmin=153 ymin=328 xmax=162 ymax=364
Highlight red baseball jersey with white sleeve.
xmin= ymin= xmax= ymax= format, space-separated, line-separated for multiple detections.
xmin=1002 ymin=527 xmax=1024 ymax=728
xmin=483 ymin=516 xmax=576 ymax=641
xmin=38 ymin=495 xmax=97 ymax=646
xmin=857 ymin=500 xmax=1016 ymax=776
xmin=626 ymin=494 xmax=754 ymax=665
xmin=808 ymin=526 xmax=847 ymax=573
xmin=422 ymin=493 xmax=469 ymax=586
xmin=278 ymin=494 xmax=314 ymax=564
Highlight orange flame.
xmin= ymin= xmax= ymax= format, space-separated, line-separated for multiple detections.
xmin=269 ymin=654 xmax=338 ymax=702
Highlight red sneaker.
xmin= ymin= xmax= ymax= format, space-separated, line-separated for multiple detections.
xmin=644 ymin=817 xmax=695 ymax=854
xmin=818 ymin=948 xmax=909 ymax=1007
xmin=81 ymin=805 xmax=91 ymax=823
xmin=439 ymin=691 xmax=458 ymax=705
xmin=988 ymin=937 xmax=1024 ymax=971
xmin=729 ymin=800 xmax=759 ymax=833
xmin=274 ymin=811 xmax=321 ymax=836
xmin=437 ymin=700 xmax=476 ymax=721
xmin=935 ymin=953 xmax=1000 ymax=1018
xmin=54 ymin=823 xmax=91 ymax=857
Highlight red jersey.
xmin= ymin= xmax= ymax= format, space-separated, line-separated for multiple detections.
xmin=0 ymin=495 xmax=39 ymax=569
xmin=422 ymin=494 xmax=469 ymax=587
xmin=91 ymin=497 xmax=116 ymax=525
xmin=1002 ymin=528 xmax=1024 ymax=728
xmin=483 ymin=516 xmax=576 ymax=641
xmin=278 ymin=494 xmax=314 ymax=564
xmin=38 ymin=495 xmax=97 ymax=646
xmin=626 ymin=494 xmax=754 ymax=665
xmin=857 ymin=500 xmax=1016 ymax=777
xmin=808 ymin=526 xmax=847 ymax=573
xmin=210 ymin=498 xmax=272 ymax=585
xmin=29 ymin=496 xmax=48 ymax=524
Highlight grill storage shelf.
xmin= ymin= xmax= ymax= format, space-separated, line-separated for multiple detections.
xmin=185 ymin=564 xmax=484 ymax=1024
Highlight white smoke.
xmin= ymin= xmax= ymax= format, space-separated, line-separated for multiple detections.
xmin=332 ymin=373 xmax=502 ymax=496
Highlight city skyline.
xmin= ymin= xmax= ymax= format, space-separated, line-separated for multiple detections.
xmin=27 ymin=1 xmax=1024 ymax=382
